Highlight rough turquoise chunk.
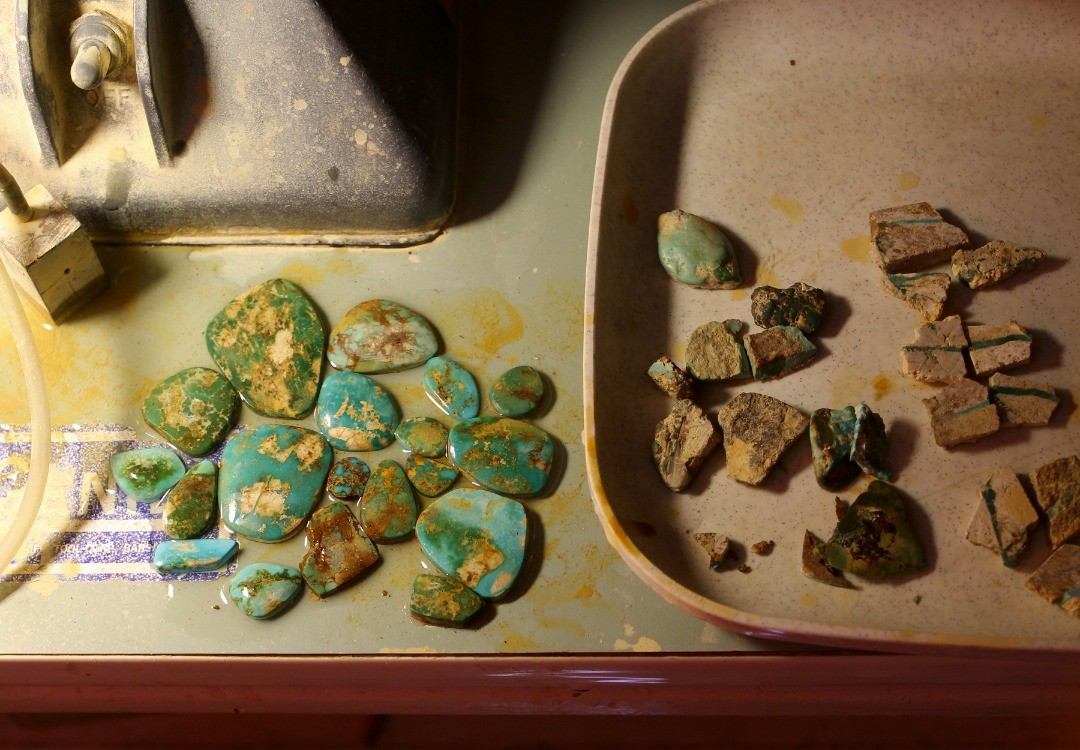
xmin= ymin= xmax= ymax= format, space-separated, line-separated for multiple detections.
xmin=327 ymin=456 xmax=370 ymax=500
xmin=110 ymin=447 xmax=186 ymax=502
xmin=300 ymin=502 xmax=380 ymax=597
xmin=825 ymin=480 xmax=925 ymax=578
xmin=809 ymin=406 xmax=859 ymax=492
xmin=852 ymin=403 xmax=891 ymax=481
xmin=162 ymin=460 xmax=217 ymax=539
xmin=395 ymin=417 xmax=449 ymax=457
xmin=448 ymin=417 xmax=554 ymax=497
xmin=152 ymin=539 xmax=238 ymax=574
xmin=406 ymin=455 xmax=458 ymax=497
xmin=205 ymin=278 xmax=325 ymax=419
xmin=657 ymin=209 xmax=741 ymax=289
xmin=142 ymin=367 xmax=240 ymax=456
xmin=315 ymin=370 xmax=399 ymax=452
xmin=416 ymin=488 xmax=528 ymax=599
xmin=488 ymin=365 xmax=544 ymax=417
xmin=360 ymin=460 xmax=418 ymax=543
xmin=219 ymin=425 xmax=332 ymax=542
xmin=327 ymin=299 xmax=438 ymax=374
xmin=410 ymin=573 xmax=484 ymax=627
xmin=744 ymin=325 xmax=818 ymax=379
xmin=424 ymin=356 xmax=480 ymax=420
xmin=230 ymin=563 xmax=303 ymax=620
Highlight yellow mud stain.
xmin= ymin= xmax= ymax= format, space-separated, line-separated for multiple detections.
xmin=277 ymin=262 xmax=324 ymax=287
xmin=767 ymin=194 xmax=804 ymax=223
xmin=496 ymin=627 xmax=538 ymax=652
xmin=622 ymin=193 xmax=640 ymax=226
xmin=431 ymin=287 xmax=524 ymax=358
xmin=872 ymin=374 xmax=894 ymax=400
xmin=614 ymin=636 xmax=662 ymax=653
xmin=395 ymin=383 xmax=427 ymax=409
xmin=293 ymin=99 xmax=308 ymax=112
xmin=889 ymin=193 xmax=901 ymax=203
xmin=841 ymin=235 xmax=871 ymax=264
xmin=623 ymin=623 xmax=635 ymax=637
xmin=538 ymin=617 xmax=587 ymax=639
xmin=573 ymin=583 xmax=599 ymax=599
xmin=755 ymin=266 xmax=781 ymax=287
xmin=897 ymin=172 xmax=920 ymax=191
xmin=799 ymin=593 xmax=819 ymax=608
xmin=830 ymin=367 xmax=868 ymax=405
xmin=730 ymin=289 xmax=747 ymax=301
xmin=670 ymin=339 xmax=688 ymax=362
xmin=1030 ymin=113 xmax=1048 ymax=130
xmin=28 ymin=576 xmax=60 ymax=597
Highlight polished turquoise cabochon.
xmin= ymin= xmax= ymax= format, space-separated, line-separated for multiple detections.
xmin=230 ymin=563 xmax=303 ymax=620
xmin=316 ymin=370 xmax=399 ymax=452
xmin=448 ymin=417 xmax=554 ymax=497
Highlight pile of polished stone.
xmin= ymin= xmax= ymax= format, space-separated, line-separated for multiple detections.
xmin=110 ymin=278 xmax=553 ymax=625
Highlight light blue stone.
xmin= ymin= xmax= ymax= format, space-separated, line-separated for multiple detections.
xmin=316 ymin=370 xmax=399 ymax=451
xmin=395 ymin=417 xmax=449 ymax=457
xmin=219 ymin=424 xmax=332 ymax=542
xmin=152 ymin=539 xmax=238 ymax=574
xmin=423 ymin=356 xmax=480 ymax=420
xmin=327 ymin=299 xmax=438 ymax=374
xmin=448 ymin=417 xmax=555 ymax=497
xmin=416 ymin=488 xmax=528 ymax=599
xmin=230 ymin=563 xmax=303 ymax=620
xmin=110 ymin=447 xmax=186 ymax=502
xmin=489 ymin=365 xmax=544 ymax=417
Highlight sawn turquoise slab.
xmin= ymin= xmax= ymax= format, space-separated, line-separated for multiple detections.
xmin=448 ymin=417 xmax=555 ymax=497
xmin=316 ymin=370 xmax=399 ymax=451
xmin=152 ymin=539 xmax=238 ymax=574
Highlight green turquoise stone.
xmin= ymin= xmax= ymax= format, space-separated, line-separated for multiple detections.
xmin=488 ymin=365 xmax=544 ymax=417
xmin=230 ymin=563 xmax=303 ymax=620
xmin=825 ymin=480 xmax=925 ymax=578
xmin=162 ymin=460 xmax=217 ymax=539
xmin=327 ymin=299 xmax=438 ymax=374
xmin=852 ymin=403 xmax=891 ymax=481
xmin=327 ymin=456 xmax=370 ymax=500
xmin=809 ymin=406 xmax=859 ymax=492
xmin=745 ymin=325 xmax=818 ymax=379
xmin=448 ymin=417 xmax=554 ymax=497
xmin=218 ymin=425 xmax=332 ymax=542
xmin=205 ymin=278 xmax=325 ymax=419
xmin=424 ymin=356 xmax=480 ymax=420
xmin=300 ymin=502 xmax=380 ymax=597
xmin=406 ymin=454 xmax=458 ymax=497
xmin=395 ymin=417 xmax=449 ymax=457
xmin=315 ymin=370 xmax=399 ymax=451
xmin=416 ymin=488 xmax=528 ymax=599
xmin=360 ymin=460 xmax=418 ymax=542
xmin=657 ymin=209 xmax=741 ymax=289
xmin=409 ymin=573 xmax=483 ymax=627
xmin=110 ymin=447 xmax=186 ymax=502
xmin=152 ymin=539 xmax=238 ymax=574
xmin=142 ymin=367 xmax=240 ymax=456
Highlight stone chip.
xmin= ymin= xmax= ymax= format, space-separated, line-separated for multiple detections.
xmin=870 ymin=202 xmax=969 ymax=273
xmin=652 ymin=399 xmax=721 ymax=491
xmin=922 ymin=378 xmax=1000 ymax=447
xmin=685 ymin=320 xmax=750 ymax=381
xmin=952 ymin=240 xmax=1045 ymax=290
xmin=883 ymin=272 xmax=949 ymax=321
xmin=718 ymin=392 xmax=808 ymax=485
xmin=965 ymin=467 xmax=1040 ymax=567
xmin=966 ymin=321 xmax=1032 ymax=377
xmin=988 ymin=372 xmax=1059 ymax=428
xmin=750 ymin=282 xmax=826 ymax=333
xmin=1031 ymin=456 xmax=1080 ymax=551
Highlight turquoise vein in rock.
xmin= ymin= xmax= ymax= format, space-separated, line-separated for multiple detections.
xmin=448 ymin=416 xmax=554 ymax=497
xmin=142 ymin=367 xmax=239 ymax=456
xmin=489 ymin=365 xmax=544 ymax=417
xmin=410 ymin=573 xmax=483 ymax=627
xmin=218 ymin=424 xmax=332 ymax=542
xmin=416 ymin=488 xmax=528 ymax=599
xmin=230 ymin=563 xmax=303 ymax=620
xmin=205 ymin=278 xmax=325 ymax=419
xmin=327 ymin=299 xmax=438 ymax=374
xmin=152 ymin=539 xmax=238 ymax=574
xmin=316 ymin=370 xmax=399 ymax=451
xmin=327 ymin=456 xmax=371 ymax=500
xmin=395 ymin=417 xmax=449 ymax=457
xmin=424 ymin=356 xmax=480 ymax=420
xmin=110 ymin=447 xmax=186 ymax=502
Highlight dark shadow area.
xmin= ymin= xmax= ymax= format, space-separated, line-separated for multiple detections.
xmin=496 ymin=503 xmax=544 ymax=605
xmin=815 ymin=292 xmax=852 ymax=340
xmin=63 ymin=245 xmax=168 ymax=324
xmin=755 ymin=433 xmax=814 ymax=496
xmin=521 ymin=370 xmax=557 ymax=420
xmin=146 ymin=0 xmax=209 ymax=158
xmin=1023 ymin=327 xmax=1064 ymax=374
xmin=887 ymin=416 xmax=921 ymax=476
xmin=530 ymin=432 xmax=567 ymax=502
xmin=717 ymin=223 xmax=758 ymax=292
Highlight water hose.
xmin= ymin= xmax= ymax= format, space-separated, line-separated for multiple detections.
xmin=0 ymin=164 xmax=51 ymax=576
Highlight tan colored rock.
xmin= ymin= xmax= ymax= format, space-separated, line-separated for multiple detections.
xmin=685 ymin=320 xmax=751 ymax=381
xmin=693 ymin=532 xmax=730 ymax=570
xmin=988 ymin=372 xmax=1059 ymax=428
xmin=1031 ymin=455 xmax=1080 ymax=550
xmin=870 ymin=202 xmax=969 ymax=273
xmin=965 ymin=467 xmax=1039 ymax=566
xmin=1025 ymin=544 xmax=1080 ymax=610
xmin=952 ymin=240 xmax=1045 ymax=289
xmin=883 ymin=272 xmax=950 ymax=321
xmin=900 ymin=315 xmax=969 ymax=383
xmin=967 ymin=321 xmax=1032 ymax=377
xmin=718 ymin=392 xmax=808 ymax=485
xmin=922 ymin=378 xmax=999 ymax=447
xmin=652 ymin=399 xmax=721 ymax=491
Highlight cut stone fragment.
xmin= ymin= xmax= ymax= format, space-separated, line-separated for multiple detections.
xmin=141 ymin=367 xmax=240 ymax=456
xmin=718 ymin=392 xmax=809 ymax=485
xmin=750 ymin=282 xmax=826 ymax=333
xmin=448 ymin=416 xmax=555 ymax=497
xmin=315 ymin=370 xmax=400 ymax=452
xmin=488 ymin=365 xmax=544 ymax=417
xmin=883 ymin=272 xmax=950 ymax=321
xmin=152 ymin=539 xmax=238 ymax=574
xmin=966 ymin=321 xmax=1032 ymax=377
xmin=416 ymin=488 xmax=528 ymax=600
xmin=395 ymin=417 xmax=449 ymax=457
xmin=801 ymin=530 xmax=852 ymax=589
xmin=110 ymin=447 xmax=186 ymax=502
xmin=870 ymin=202 xmax=969 ymax=273
xmin=744 ymin=326 xmax=817 ymax=380
xmin=824 ymin=480 xmax=925 ymax=578
xmin=360 ymin=460 xmax=419 ymax=543
xmin=300 ymin=502 xmax=380 ymax=597
xmin=327 ymin=456 xmax=370 ymax=500
xmin=230 ymin=563 xmax=304 ymax=620
xmin=922 ymin=378 xmax=1000 ymax=447
xmin=162 ymin=460 xmax=217 ymax=540
xmin=851 ymin=403 xmax=891 ymax=481
xmin=1025 ymin=544 xmax=1080 ymax=608
xmin=406 ymin=454 xmax=459 ymax=497
xmin=900 ymin=315 xmax=969 ymax=384
xmin=218 ymin=425 xmax=332 ymax=542
xmin=205 ymin=278 xmax=325 ymax=419
xmin=1032 ymin=456 xmax=1080 ymax=551
xmin=952 ymin=240 xmax=1045 ymax=290
xmin=409 ymin=573 xmax=484 ymax=627
xmin=965 ymin=467 xmax=1040 ymax=567
xmin=988 ymin=373 xmax=1059 ymax=428
xmin=327 ymin=299 xmax=438 ymax=374
xmin=657 ymin=209 xmax=741 ymax=289
xmin=693 ymin=532 xmax=730 ymax=570
xmin=751 ymin=540 xmax=774 ymax=555
xmin=648 ymin=355 xmax=696 ymax=399
xmin=652 ymin=399 xmax=721 ymax=491
xmin=423 ymin=356 xmax=480 ymax=420
xmin=810 ymin=406 xmax=860 ymax=492
xmin=685 ymin=320 xmax=750 ymax=381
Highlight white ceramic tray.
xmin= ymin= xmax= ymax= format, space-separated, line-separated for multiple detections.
xmin=584 ymin=0 xmax=1080 ymax=653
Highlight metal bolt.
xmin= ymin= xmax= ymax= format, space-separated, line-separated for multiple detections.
xmin=69 ymin=11 xmax=130 ymax=91
xmin=0 ymin=164 xmax=32 ymax=223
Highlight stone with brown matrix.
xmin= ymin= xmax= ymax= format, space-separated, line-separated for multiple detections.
xmin=922 ymin=378 xmax=999 ymax=447
xmin=717 ymin=392 xmax=809 ymax=485
xmin=652 ymin=399 xmax=721 ymax=491
xmin=870 ymin=202 xmax=969 ymax=273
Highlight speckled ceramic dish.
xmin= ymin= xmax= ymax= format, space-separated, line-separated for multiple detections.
xmin=585 ymin=0 xmax=1080 ymax=653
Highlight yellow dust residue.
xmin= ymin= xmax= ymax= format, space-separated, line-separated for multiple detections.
xmin=670 ymin=339 xmax=688 ymax=362
xmin=730 ymin=289 xmax=747 ymax=301
xmin=277 ymin=261 xmax=324 ymax=287
xmin=432 ymin=287 xmax=525 ymax=358
xmin=325 ymin=257 xmax=358 ymax=276
xmin=539 ymin=617 xmax=587 ymax=639
xmin=841 ymin=235 xmax=871 ymax=264
xmin=897 ymin=172 xmax=920 ymax=191
xmin=830 ymin=367 xmax=868 ymax=405
xmin=395 ymin=383 xmax=427 ymax=410
xmin=767 ymin=194 xmax=804 ymax=224
xmin=622 ymin=193 xmax=640 ymax=226
xmin=109 ymin=146 xmax=127 ymax=163
xmin=799 ymin=593 xmax=819 ymax=608
xmin=28 ymin=576 xmax=60 ymax=597
xmin=614 ymin=636 xmax=662 ymax=653
xmin=872 ymin=374 xmax=893 ymax=400
xmin=574 ymin=584 xmax=599 ymax=599
xmin=293 ymin=99 xmax=308 ymax=112
xmin=1030 ymin=113 xmax=1048 ymax=130
xmin=623 ymin=623 xmax=635 ymax=637
xmin=379 ymin=647 xmax=439 ymax=654
xmin=496 ymin=626 xmax=539 ymax=652
xmin=755 ymin=266 xmax=781 ymax=287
